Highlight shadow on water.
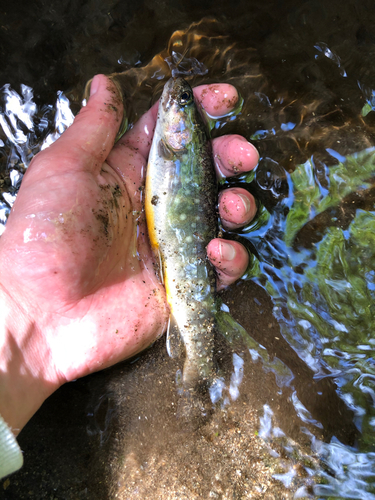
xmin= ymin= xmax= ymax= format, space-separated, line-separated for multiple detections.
xmin=2 ymin=0 xmax=375 ymax=498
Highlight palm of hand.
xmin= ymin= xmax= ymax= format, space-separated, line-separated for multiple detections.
xmin=0 ymin=86 xmax=168 ymax=382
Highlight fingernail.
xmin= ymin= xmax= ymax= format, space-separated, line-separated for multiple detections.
xmin=238 ymin=193 xmax=251 ymax=214
xmin=90 ymin=75 xmax=100 ymax=97
xmin=219 ymin=241 xmax=236 ymax=261
xmin=214 ymin=153 xmax=225 ymax=178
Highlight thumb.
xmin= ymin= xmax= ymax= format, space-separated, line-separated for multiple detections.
xmin=29 ymin=74 xmax=124 ymax=177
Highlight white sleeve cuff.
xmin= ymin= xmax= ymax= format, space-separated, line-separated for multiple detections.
xmin=0 ymin=414 xmax=23 ymax=480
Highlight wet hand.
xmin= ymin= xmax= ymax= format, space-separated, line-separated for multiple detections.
xmin=0 ymin=75 xmax=258 ymax=433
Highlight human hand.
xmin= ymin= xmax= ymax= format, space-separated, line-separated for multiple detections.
xmin=0 ymin=75 xmax=258 ymax=432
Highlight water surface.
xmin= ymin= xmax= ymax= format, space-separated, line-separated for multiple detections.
xmin=1 ymin=0 xmax=375 ymax=498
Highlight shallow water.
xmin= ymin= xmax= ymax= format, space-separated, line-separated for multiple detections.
xmin=2 ymin=0 xmax=375 ymax=498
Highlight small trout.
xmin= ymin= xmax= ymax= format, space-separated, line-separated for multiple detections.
xmin=145 ymin=77 xmax=219 ymax=393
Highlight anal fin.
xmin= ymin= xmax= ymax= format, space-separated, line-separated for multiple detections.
xmin=166 ymin=314 xmax=185 ymax=359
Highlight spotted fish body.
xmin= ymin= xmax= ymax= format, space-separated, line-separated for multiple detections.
xmin=145 ymin=77 xmax=219 ymax=391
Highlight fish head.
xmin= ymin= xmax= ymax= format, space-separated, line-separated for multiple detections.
xmin=158 ymin=77 xmax=197 ymax=153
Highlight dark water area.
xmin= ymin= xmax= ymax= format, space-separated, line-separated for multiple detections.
xmin=2 ymin=0 xmax=375 ymax=498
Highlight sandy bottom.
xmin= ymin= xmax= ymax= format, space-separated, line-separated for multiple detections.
xmin=1 ymin=282 xmax=326 ymax=500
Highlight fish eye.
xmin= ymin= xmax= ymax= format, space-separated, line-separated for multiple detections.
xmin=178 ymin=90 xmax=193 ymax=105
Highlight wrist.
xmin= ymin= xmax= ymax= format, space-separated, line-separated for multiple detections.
xmin=0 ymin=283 xmax=60 ymax=434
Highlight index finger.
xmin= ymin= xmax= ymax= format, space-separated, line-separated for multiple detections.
xmin=194 ymin=84 xmax=239 ymax=117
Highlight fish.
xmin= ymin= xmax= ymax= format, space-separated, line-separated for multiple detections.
xmin=145 ymin=76 xmax=217 ymax=390
xmin=145 ymin=77 xmax=251 ymax=414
